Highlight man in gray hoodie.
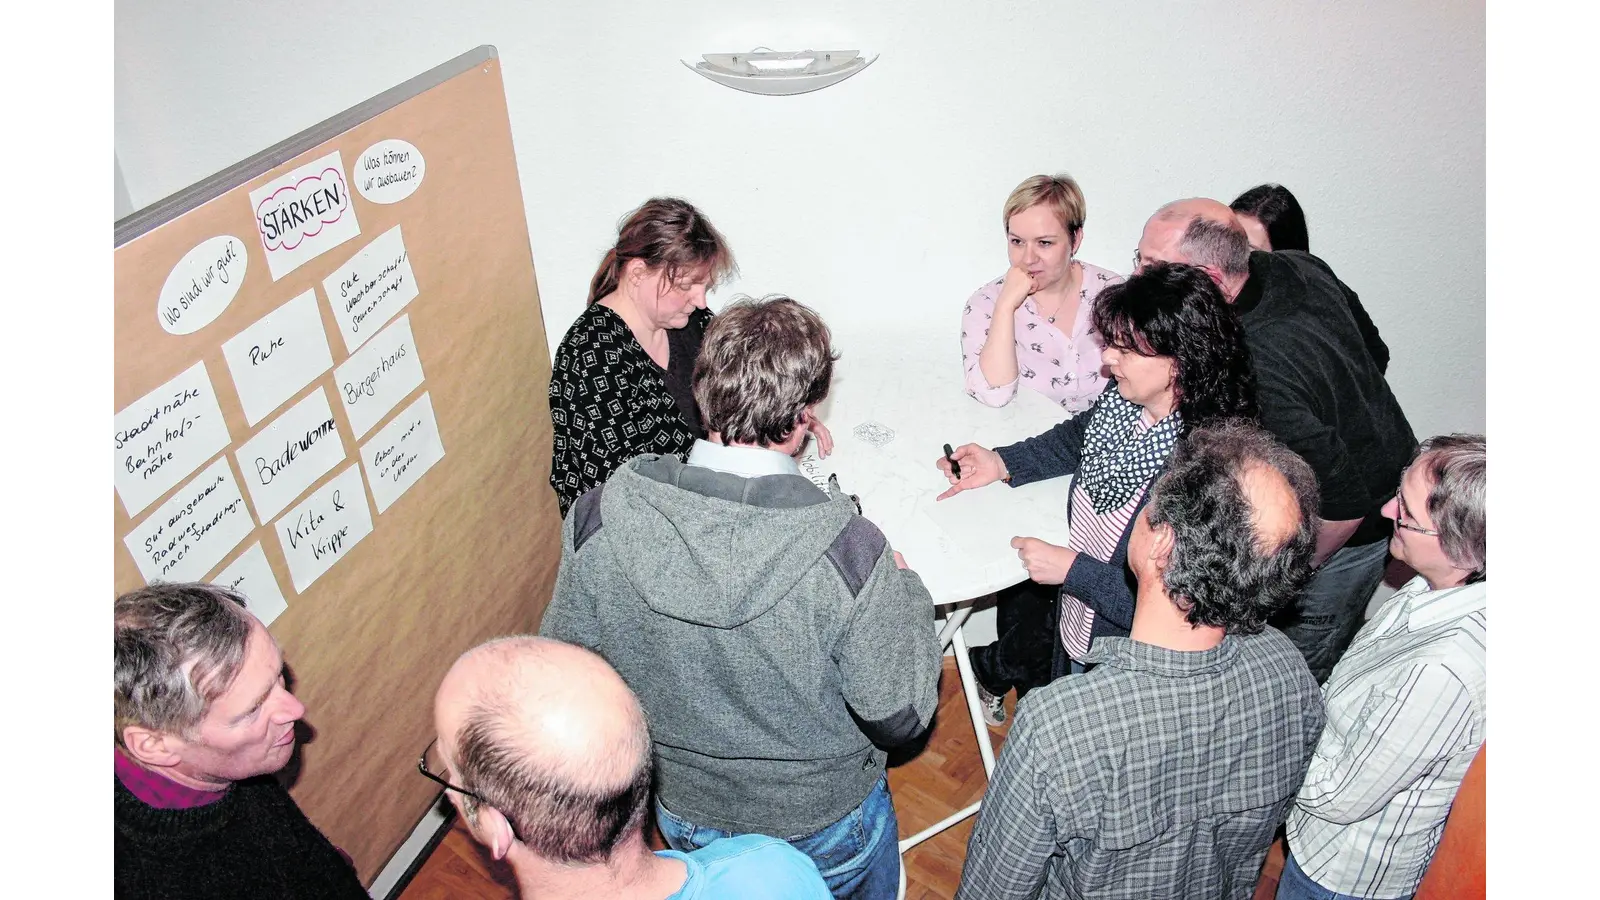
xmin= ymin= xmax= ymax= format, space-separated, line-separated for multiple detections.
xmin=539 ymin=296 xmax=943 ymax=900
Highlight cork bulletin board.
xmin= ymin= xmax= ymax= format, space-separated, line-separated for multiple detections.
xmin=112 ymin=46 xmax=562 ymax=882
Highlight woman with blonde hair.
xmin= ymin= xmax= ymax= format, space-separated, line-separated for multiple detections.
xmin=960 ymin=173 xmax=1125 ymax=413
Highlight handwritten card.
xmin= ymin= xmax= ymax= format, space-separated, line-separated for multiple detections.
xmin=333 ymin=315 xmax=426 ymax=438
xmin=354 ymin=138 xmax=426 ymax=205
xmin=234 ymin=388 xmax=346 ymax=522
xmin=114 ymin=362 xmax=233 ymax=517
xmin=275 ymin=464 xmax=374 ymax=592
xmin=250 ymin=150 xmax=361 ymax=281
xmin=361 ymin=391 xmax=446 ymax=513
xmin=158 ymin=235 xmax=248 ymax=335
xmin=221 ymin=290 xmax=336 ymax=426
xmin=215 ymin=543 xmax=290 ymax=626
xmin=123 ymin=457 xmax=256 ymax=585
xmin=321 ymin=225 xmax=418 ymax=353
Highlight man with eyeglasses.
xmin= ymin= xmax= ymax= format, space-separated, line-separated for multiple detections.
xmin=427 ymin=635 xmax=831 ymax=900
xmin=1278 ymin=435 xmax=1486 ymax=900
xmin=1132 ymin=198 xmax=1416 ymax=683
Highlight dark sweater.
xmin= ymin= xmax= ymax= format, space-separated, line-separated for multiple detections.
xmin=115 ymin=773 xmax=368 ymax=900
xmin=1233 ymin=251 xmax=1416 ymax=547
xmin=995 ymin=394 xmax=1147 ymax=649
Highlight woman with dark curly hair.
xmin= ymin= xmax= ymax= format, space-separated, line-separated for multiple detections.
xmin=936 ymin=261 xmax=1257 ymax=723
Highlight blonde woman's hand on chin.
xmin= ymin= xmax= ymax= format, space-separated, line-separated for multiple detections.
xmin=996 ymin=265 xmax=1038 ymax=314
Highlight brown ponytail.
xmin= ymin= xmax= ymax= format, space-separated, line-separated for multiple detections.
xmin=587 ymin=247 xmax=623 ymax=305
xmin=584 ymin=198 xmax=737 ymax=306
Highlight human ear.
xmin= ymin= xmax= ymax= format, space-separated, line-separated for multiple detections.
xmin=121 ymin=726 xmax=182 ymax=769
xmin=1149 ymin=522 xmax=1176 ymax=571
xmin=474 ymin=806 xmax=518 ymax=860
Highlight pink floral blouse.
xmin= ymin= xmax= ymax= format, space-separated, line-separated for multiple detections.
xmin=960 ymin=261 xmax=1125 ymax=413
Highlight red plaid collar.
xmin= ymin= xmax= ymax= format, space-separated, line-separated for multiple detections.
xmin=114 ymin=747 xmax=228 ymax=809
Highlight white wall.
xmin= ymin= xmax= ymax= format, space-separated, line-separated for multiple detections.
xmin=116 ymin=0 xmax=1483 ymax=439
xmin=114 ymin=154 xmax=135 ymax=220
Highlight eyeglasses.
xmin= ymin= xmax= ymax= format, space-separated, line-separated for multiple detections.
xmin=1132 ymin=249 xmax=1147 ymax=272
xmin=418 ymin=736 xmax=486 ymax=802
xmin=1393 ymin=488 xmax=1440 ymax=536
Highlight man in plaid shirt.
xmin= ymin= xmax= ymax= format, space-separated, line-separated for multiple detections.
xmin=957 ymin=423 xmax=1327 ymax=900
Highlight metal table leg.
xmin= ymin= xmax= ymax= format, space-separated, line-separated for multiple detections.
xmin=896 ymin=600 xmax=1000 ymax=897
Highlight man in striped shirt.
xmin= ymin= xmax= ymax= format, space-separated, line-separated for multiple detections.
xmin=957 ymin=423 xmax=1325 ymax=900
xmin=1279 ymin=434 xmax=1487 ymax=900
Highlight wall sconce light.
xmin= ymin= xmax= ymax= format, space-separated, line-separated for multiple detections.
xmin=682 ymin=48 xmax=878 ymax=96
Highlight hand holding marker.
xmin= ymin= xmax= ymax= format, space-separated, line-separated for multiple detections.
xmin=943 ymin=443 xmax=962 ymax=479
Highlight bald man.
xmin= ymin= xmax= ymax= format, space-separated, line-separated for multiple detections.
xmin=1133 ymin=199 xmax=1416 ymax=682
xmin=429 ymin=636 xmax=831 ymax=900
xmin=958 ymin=423 xmax=1326 ymax=900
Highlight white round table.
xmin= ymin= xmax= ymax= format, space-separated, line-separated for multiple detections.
xmin=793 ymin=328 xmax=1076 ymax=878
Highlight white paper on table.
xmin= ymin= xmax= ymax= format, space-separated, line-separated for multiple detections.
xmin=214 ymin=542 xmax=290 ymax=625
xmin=274 ymin=464 xmax=375 ymax=592
xmin=360 ymin=391 xmax=446 ymax=513
xmin=114 ymin=361 xmax=233 ymax=517
xmin=234 ymin=388 xmax=346 ymax=522
xmin=123 ymin=457 xmax=256 ymax=585
xmin=221 ymin=289 xmax=336 ymax=425
xmin=249 ymin=150 xmax=361 ymax=281
xmin=922 ymin=485 xmax=1032 ymax=556
xmin=333 ymin=315 xmax=426 ymax=438
xmin=321 ymin=225 xmax=418 ymax=353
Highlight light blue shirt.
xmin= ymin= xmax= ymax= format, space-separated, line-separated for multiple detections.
xmin=660 ymin=834 xmax=831 ymax=900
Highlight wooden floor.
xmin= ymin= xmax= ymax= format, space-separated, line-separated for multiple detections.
xmin=397 ymin=657 xmax=1287 ymax=899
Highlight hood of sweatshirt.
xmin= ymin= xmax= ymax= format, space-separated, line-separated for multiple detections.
xmin=602 ymin=455 xmax=858 ymax=629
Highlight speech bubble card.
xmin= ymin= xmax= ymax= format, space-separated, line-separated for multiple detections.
xmin=250 ymin=151 xmax=361 ymax=281
xmin=354 ymin=138 xmax=426 ymax=204
xmin=158 ymin=235 xmax=248 ymax=335
xmin=114 ymin=361 xmax=233 ymax=517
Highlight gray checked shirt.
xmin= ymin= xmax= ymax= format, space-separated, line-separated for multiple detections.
xmin=957 ymin=628 xmax=1325 ymax=900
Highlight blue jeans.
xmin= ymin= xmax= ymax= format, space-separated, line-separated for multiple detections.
xmin=656 ymin=774 xmax=900 ymax=900
xmin=1272 ymin=538 xmax=1390 ymax=683
xmin=1276 ymin=852 xmax=1409 ymax=900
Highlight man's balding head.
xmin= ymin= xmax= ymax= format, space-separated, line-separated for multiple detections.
xmin=432 ymin=636 xmax=653 ymax=865
xmin=1144 ymin=422 xmax=1321 ymax=633
xmin=1137 ymin=199 xmax=1253 ymax=295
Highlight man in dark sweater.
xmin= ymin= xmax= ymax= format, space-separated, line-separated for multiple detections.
xmin=115 ymin=582 xmax=367 ymax=899
xmin=1134 ymin=199 xmax=1417 ymax=682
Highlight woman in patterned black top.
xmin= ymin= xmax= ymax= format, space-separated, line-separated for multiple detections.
xmin=548 ymin=198 xmax=737 ymax=516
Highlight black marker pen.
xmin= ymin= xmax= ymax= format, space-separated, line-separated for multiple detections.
xmin=943 ymin=443 xmax=962 ymax=479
